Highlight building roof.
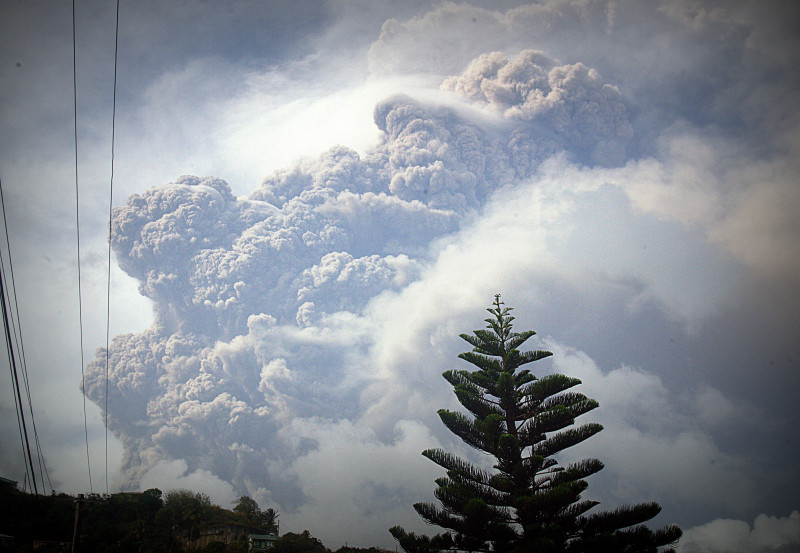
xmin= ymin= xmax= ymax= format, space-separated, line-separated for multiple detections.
xmin=0 ymin=476 xmax=18 ymax=488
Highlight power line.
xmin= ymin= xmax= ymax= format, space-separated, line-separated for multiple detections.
xmin=0 ymin=179 xmax=52 ymax=493
xmin=0 ymin=176 xmax=53 ymax=493
xmin=6 ymin=312 xmax=30 ymax=491
xmin=11 ymin=288 xmax=52 ymax=493
xmin=0 ymin=270 xmax=41 ymax=494
xmin=104 ymin=0 xmax=122 ymax=497
xmin=0 ymin=186 xmax=37 ymax=495
xmin=73 ymin=0 xmax=94 ymax=494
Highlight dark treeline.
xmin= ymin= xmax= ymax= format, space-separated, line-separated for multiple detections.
xmin=0 ymin=484 xmax=363 ymax=553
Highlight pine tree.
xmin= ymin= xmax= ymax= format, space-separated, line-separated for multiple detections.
xmin=391 ymin=295 xmax=681 ymax=553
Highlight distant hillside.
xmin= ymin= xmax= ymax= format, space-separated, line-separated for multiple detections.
xmin=0 ymin=484 xmax=288 ymax=552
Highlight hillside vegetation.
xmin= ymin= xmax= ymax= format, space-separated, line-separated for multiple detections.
xmin=0 ymin=484 xmax=358 ymax=553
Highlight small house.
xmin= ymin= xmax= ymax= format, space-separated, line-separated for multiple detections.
xmin=249 ymin=533 xmax=279 ymax=551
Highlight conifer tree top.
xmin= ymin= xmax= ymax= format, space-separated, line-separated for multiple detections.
xmin=391 ymin=296 xmax=681 ymax=553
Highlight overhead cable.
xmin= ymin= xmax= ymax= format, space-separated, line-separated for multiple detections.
xmin=73 ymin=0 xmax=94 ymax=494
xmin=104 ymin=0 xmax=122 ymax=496
xmin=0 ymin=176 xmax=52 ymax=493
xmin=0 ymin=184 xmax=38 ymax=495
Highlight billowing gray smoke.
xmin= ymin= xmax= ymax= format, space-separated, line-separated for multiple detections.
xmin=82 ymin=50 xmax=631 ymax=508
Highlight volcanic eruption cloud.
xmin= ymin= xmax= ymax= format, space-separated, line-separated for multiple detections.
xmin=79 ymin=4 xmax=800 ymax=544
xmin=81 ymin=48 xmax=635 ymax=523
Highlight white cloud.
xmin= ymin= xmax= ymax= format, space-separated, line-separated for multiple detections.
xmin=139 ymin=459 xmax=238 ymax=507
xmin=603 ymin=128 xmax=800 ymax=285
xmin=677 ymin=511 xmax=800 ymax=553
xmin=285 ymin=418 xmax=443 ymax=546
xmin=543 ymin=341 xmax=757 ymax=516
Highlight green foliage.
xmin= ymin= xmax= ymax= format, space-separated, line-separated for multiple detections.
xmin=233 ymin=495 xmax=262 ymax=518
xmin=156 ymin=488 xmax=215 ymax=540
xmin=78 ymin=490 xmax=170 ymax=552
xmin=233 ymin=495 xmax=279 ymax=533
xmin=272 ymin=530 xmax=329 ymax=553
xmin=0 ymin=485 xmax=180 ymax=552
xmin=0 ymin=485 xmax=74 ymax=545
xmin=391 ymin=295 xmax=682 ymax=553
xmin=0 ymin=485 xmax=280 ymax=552
xmin=333 ymin=546 xmax=387 ymax=553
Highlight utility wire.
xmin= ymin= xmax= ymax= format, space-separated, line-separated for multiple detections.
xmin=4 ymin=254 xmax=52 ymax=493
xmin=0 ymin=180 xmax=52 ymax=493
xmin=7 ymin=314 xmax=30 ymax=491
xmin=0 ymin=213 xmax=37 ymax=496
xmin=0 ymin=176 xmax=50 ymax=493
xmin=73 ymin=0 xmax=94 ymax=494
xmin=16 ymin=341 xmax=51 ymax=493
xmin=2 ymin=258 xmax=30 ymax=494
xmin=105 ymin=0 xmax=122 ymax=496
